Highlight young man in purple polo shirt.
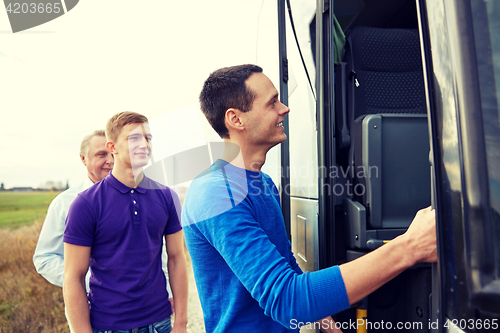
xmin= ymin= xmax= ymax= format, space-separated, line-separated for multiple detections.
xmin=63 ymin=112 xmax=188 ymax=333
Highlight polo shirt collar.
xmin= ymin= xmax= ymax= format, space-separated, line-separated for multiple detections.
xmin=107 ymin=172 xmax=148 ymax=194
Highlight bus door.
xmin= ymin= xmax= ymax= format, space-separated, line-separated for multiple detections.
xmin=418 ymin=0 xmax=500 ymax=331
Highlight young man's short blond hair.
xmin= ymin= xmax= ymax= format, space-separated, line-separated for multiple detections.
xmin=105 ymin=111 xmax=149 ymax=143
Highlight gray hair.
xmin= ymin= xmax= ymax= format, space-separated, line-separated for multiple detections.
xmin=80 ymin=130 xmax=106 ymax=157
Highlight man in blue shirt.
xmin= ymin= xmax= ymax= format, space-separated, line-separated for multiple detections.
xmin=182 ymin=64 xmax=437 ymax=332
xmin=64 ymin=112 xmax=188 ymax=333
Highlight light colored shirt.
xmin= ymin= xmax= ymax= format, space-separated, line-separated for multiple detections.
xmin=33 ymin=177 xmax=94 ymax=289
xmin=33 ymin=176 xmax=172 ymax=294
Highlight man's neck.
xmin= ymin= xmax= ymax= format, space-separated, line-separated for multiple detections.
xmin=111 ymin=164 xmax=144 ymax=188
xmin=222 ymin=139 xmax=267 ymax=172
xmin=86 ymin=175 xmax=97 ymax=185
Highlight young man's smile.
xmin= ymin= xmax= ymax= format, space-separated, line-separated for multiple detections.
xmin=242 ymin=72 xmax=290 ymax=150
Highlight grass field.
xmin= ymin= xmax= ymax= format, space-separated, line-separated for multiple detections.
xmin=0 ymin=191 xmax=60 ymax=229
xmin=0 ymin=192 xmax=68 ymax=332
xmin=0 ymin=221 xmax=70 ymax=332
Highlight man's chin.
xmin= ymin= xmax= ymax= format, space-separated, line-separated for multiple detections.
xmin=264 ymin=136 xmax=287 ymax=152
xmin=99 ymin=172 xmax=111 ymax=180
xmin=274 ymin=134 xmax=287 ymax=145
xmin=131 ymin=159 xmax=150 ymax=169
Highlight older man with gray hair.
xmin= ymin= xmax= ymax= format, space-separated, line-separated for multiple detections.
xmin=34 ymin=130 xmax=114 ymax=287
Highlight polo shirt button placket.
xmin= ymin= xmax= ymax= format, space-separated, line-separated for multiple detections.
xmin=131 ymin=189 xmax=140 ymax=225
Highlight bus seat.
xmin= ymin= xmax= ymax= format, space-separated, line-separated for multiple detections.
xmin=351 ymin=114 xmax=431 ymax=229
xmin=336 ymin=27 xmax=431 ymax=249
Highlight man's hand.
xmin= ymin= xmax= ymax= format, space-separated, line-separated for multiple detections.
xmin=171 ymin=325 xmax=188 ymax=333
xmin=401 ymin=206 xmax=437 ymax=266
xmin=339 ymin=206 xmax=437 ymax=305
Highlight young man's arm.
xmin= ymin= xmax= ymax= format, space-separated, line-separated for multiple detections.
xmin=63 ymin=243 xmax=92 ymax=333
xmin=166 ymin=230 xmax=188 ymax=333
xmin=339 ymin=206 xmax=437 ymax=305
xmin=287 ymin=243 xmax=343 ymax=332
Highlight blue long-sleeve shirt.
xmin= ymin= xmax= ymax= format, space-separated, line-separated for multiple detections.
xmin=182 ymin=160 xmax=350 ymax=332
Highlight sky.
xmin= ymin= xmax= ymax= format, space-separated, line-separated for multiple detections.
xmin=0 ymin=0 xmax=281 ymax=189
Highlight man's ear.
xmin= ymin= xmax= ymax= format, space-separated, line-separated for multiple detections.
xmin=106 ymin=141 xmax=116 ymax=154
xmin=225 ymin=108 xmax=245 ymax=133
xmin=80 ymin=155 xmax=87 ymax=166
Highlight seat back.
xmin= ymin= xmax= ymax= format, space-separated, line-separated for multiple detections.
xmin=353 ymin=114 xmax=431 ymax=229
xmin=337 ymin=27 xmax=431 ymax=247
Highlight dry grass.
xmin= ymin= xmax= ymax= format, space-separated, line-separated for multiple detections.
xmin=0 ymin=221 xmax=69 ymax=333
xmin=0 ymin=219 xmax=204 ymax=333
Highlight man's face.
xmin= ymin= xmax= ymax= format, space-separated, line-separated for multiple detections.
xmin=114 ymin=122 xmax=152 ymax=169
xmin=81 ymin=135 xmax=114 ymax=183
xmin=239 ymin=73 xmax=290 ymax=150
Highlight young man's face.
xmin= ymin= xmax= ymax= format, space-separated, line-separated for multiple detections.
xmin=81 ymin=135 xmax=114 ymax=183
xmin=114 ymin=122 xmax=152 ymax=169
xmin=240 ymin=72 xmax=290 ymax=150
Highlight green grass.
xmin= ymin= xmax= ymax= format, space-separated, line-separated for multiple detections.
xmin=0 ymin=191 xmax=61 ymax=229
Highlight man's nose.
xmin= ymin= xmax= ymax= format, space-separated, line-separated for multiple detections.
xmin=279 ymin=101 xmax=290 ymax=116
xmin=139 ymin=136 xmax=150 ymax=148
xmin=105 ymin=153 xmax=114 ymax=165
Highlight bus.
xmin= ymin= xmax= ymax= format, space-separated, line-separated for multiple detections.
xmin=256 ymin=0 xmax=500 ymax=332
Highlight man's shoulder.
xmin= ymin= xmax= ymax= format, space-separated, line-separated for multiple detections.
xmin=141 ymin=177 xmax=178 ymax=203
xmin=188 ymin=169 xmax=227 ymax=195
xmin=66 ymin=179 xmax=112 ymax=223
xmin=73 ymin=177 xmax=112 ymax=207
xmin=142 ymin=176 xmax=171 ymax=192
xmin=50 ymin=179 xmax=92 ymax=206
xmin=185 ymin=166 xmax=249 ymax=205
xmin=182 ymin=167 xmax=251 ymax=226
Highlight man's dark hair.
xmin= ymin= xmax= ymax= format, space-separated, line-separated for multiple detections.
xmin=199 ymin=64 xmax=263 ymax=139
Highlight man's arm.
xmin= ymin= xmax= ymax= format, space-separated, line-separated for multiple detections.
xmin=161 ymin=240 xmax=174 ymax=310
xmin=339 ymin=206 xmax=437 ymax=305
xmin=287 ymin=245 xmax=342 ymax=332
xmin=33 ymin=198 xmax=66 ymax=287
xmin=165 ymin=230 xmax=188 ymax=332
xmin=63 ymin=243 xmax=92 ymax=333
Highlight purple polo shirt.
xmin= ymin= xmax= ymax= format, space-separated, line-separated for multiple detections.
xmin=63 ymin=173 xmax=182 ymax=330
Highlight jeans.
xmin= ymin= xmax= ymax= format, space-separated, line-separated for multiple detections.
xmin=92 ymin=315 xmax=172 ymax=333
